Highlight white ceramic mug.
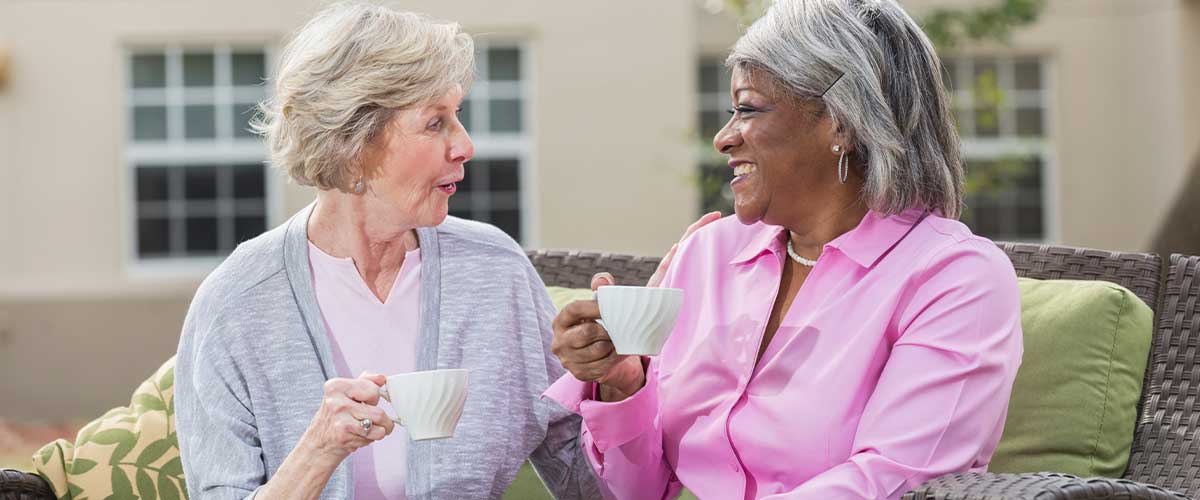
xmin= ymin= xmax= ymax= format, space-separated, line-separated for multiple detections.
xmin=595 ymin=286 xmax=684 ymax=355
xmin=378 ymin=368 xmax=469 ymax=441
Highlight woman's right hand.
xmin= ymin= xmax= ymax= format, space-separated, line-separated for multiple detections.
xmin=551 ymin=274 xmax=647 ymax=403
xmin=299 ymin=372 xmax=396 ymax=466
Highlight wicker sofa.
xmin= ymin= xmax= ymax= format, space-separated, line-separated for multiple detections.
xmin=3 ymin=242 xmax=1199 ymax=499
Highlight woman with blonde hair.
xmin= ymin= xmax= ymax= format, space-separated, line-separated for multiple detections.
xmin=175 ymin=3 xmax=600 ymax=499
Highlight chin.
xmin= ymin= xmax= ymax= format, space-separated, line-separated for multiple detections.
xmin=732 ymin=204 xmax=765 ymax=225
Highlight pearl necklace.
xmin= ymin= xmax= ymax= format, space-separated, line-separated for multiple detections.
xmin=786 ymin=240 xmax=818 ymax=267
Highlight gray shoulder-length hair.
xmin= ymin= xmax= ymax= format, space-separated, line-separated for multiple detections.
xmin=253 ymin=1 xmax=474 ymax=192
xmin=727 ymin=0 xmax=964 ymax=218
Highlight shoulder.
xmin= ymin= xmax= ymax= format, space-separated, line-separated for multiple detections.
xmin=183 ymin=222 xmax=291 ymax=344
xmin=676 ymin=215 xmax=780 ymax=260
xmin=894 ymin=214 xmax=1019 ymax=305
xmin=195 ymin=223 xmax=288 ymax=304
xmin=434 ymin=216 xmax=538 ymax=283
xmin=435 ymin=216 xmax=528 ymax=262
xmin=914 ymin=214 xmax=1014 ymax=278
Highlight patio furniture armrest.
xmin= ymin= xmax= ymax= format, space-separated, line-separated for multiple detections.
xmin=0 ymin=469 xmax=54 ymax=500
xmin=901 ymin=472 xmax=1191 ymax=500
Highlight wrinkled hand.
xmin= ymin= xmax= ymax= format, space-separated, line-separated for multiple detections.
xmin=301 ymin=372 xmax=395 ymax=465
xmin=646 ymin=211 xmax=721 ymax=287
xmin=550 ymin=274 xmax=647 ymax=402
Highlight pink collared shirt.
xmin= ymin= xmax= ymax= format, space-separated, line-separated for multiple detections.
xmin=544 ymin=209 xmax=1023 ymax=500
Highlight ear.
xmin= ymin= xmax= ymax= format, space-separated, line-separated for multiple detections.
xmin=827 ymin=115 xmax=854 ymax=156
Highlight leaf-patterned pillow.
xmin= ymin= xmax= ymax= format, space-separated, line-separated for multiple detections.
xmin=33 ymin=356 xmax=186 ymax=500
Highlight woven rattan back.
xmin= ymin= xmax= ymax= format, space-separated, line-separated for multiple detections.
xmin=996 ymin=242 xmax=1162 ymax=309
xmin=1126 ymin=255 xmax=1200 ymax=497
xmin=526 ymin=250 xmax=662 ymax=288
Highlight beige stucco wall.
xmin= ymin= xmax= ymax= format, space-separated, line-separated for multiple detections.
xmin=0 ymin=0 xmax=1197 ymax=419
xmin=0 ymin=0 xmax=697 ymax=418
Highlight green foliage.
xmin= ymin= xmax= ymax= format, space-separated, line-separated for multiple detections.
xmin=923 ymin=0 xmax=1045 ymax=49
xmin=709 ymin=0 xmax=1045 ymax=51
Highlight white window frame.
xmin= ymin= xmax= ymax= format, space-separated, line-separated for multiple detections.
xmin=121 ymin=43 xmax=281 ymax=277
xmin=951 ymin=54 xmax=1059 ymax=243
xmin=460 ymin=39 xmax=537 ymax=246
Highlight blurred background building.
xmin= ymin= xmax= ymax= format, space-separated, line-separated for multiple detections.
xmin=0 ymin=0 xmax=1197 ymax=421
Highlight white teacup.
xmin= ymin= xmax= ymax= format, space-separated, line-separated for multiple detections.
xmin=378 ymin=368 xmax=469 ymax=441
xmin=596 ymin=286 xmax=684 ymax=355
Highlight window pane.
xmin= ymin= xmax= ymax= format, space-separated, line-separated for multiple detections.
xmin=131 ymin=54 xmax=166 ymax=88
xmin=232 ymin=51 xmax=266 ymax=86
xmin=234 ymin=216 xmax=266 ymax=244
xmin=184 ymin=166 xmax=218 ymax=200
xmin=699 ymin=163 xmax=735 ymax=215
xmin=942 ymin=60 xmax=957 ymax=91
xmin=489 ymin=99 xmax=521 ymax=132
xmin=974 ymin=108 xmax=1000 ymax=137
xmin=133 ymin=106 xmax=168 ymax=141
xmin=490 ymin=159 xmax=520 ymax=192
xmin=185 ymin=105 xmax=216 ymax=139
xmin=233 ymin=164 xmax=266 ymax=199
xmin=964 ymin=157 xmax=1043 ymax=240
xmin=137 ymin=166 xmax=170 ymax=201
xmin=183 ymin=52 xmax=215 ymax=87
xmin=233 ymin=103 xmax=258 ymax=138
xmin=1015 ymin=59 xmax=1041 ymax=91
xmin=1016 ymin=107 xmax=1043 ymax=137
xmin=137 ymin=217 xmax=170 ymax=257
xmin=458 ymin=100 xmax=473 ymax=133
xmin=491 ymin=209 xmax=521 ymax=241
xmin=1017 ymin=205 xmax=1043 ymax=237
xmin=700 ymin=62 xmax=719 ymax=93
xmin=185 ymin=216 xmax=219 ymax=252
xmin=973 ymin=58 xmax=998 ymax=84
xmin=488 ymin=48 xmax=520 ymax=81
xmin=701 ymin=111 xmax=725 ymax=140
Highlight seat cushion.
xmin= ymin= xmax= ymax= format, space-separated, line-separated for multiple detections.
xmin=989 ymin=278 xmax=1153 ymax=477
xmin=32 ymin=357 xmax=182 ymax=500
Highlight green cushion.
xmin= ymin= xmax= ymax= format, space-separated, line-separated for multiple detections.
xmin=545 ymin=286 xmax=596 ymax=310
xmin=990 ymin=278 xmax=1153 ymax=477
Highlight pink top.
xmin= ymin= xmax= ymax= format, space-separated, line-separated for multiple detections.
xmin=309 ymin=242 xmax=422 ymax=500
xmin=544 ymin=209 xmax=1024 ymax=500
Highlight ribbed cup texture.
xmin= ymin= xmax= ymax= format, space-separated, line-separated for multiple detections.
xmin=383 ymin=369 xmax=469 ymax=441
xmin=597 ymin=286 xmax=684 ymax=355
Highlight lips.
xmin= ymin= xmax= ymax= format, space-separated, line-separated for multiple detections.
xmin=729 ymin=160 xmax=756 ymax=187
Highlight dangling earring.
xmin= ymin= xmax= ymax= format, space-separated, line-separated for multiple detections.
xmin=353 ymin=178 xmax=365 ymax=194
xmin=833 ymin=145 xmax=848 ymax=184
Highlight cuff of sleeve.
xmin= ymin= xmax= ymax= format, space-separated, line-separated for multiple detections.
xmin=577 ymin=369 xmax=659 ymax=453
xmin=541 ymin=372 xmax=594 ymax=414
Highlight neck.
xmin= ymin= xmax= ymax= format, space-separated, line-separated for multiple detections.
xmin=307 ymin=190 xmax=419 ymax=276
xmin=784 ymin=192 xmax=869 ymax=262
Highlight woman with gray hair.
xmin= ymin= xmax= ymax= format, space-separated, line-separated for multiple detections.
xmin=174 ymin=3 xmax=601 ymax=499
xmin=546 ymin=0 xmax=1023 ymax=498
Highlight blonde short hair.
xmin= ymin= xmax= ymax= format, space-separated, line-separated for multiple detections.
xmin=254 ymin=2 xmax=474 ymax=191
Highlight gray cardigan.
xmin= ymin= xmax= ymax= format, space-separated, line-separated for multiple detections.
xmin=175 ymin=205 xmax=600 ymax=500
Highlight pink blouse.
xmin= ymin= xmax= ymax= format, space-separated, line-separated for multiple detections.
xmin=544 ymin=209 xmax=1023 ymax=499
xmin=309 ymin=242 xmax=422 ymax=500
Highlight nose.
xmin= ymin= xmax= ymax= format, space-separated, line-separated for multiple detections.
xmin=450 ymin=126 xmax=475 ymax=164
xmin=713 ymin=117 xmax=740 ymax=154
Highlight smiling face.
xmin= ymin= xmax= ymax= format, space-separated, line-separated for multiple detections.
xmin=714 ymin=66 xmax=846 ymax=227
xmin=361 ymin=84 xmax=475 ymax=228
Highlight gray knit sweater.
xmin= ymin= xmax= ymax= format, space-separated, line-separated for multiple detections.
xmin=175 ymin=204 xmax=599 ymax=500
